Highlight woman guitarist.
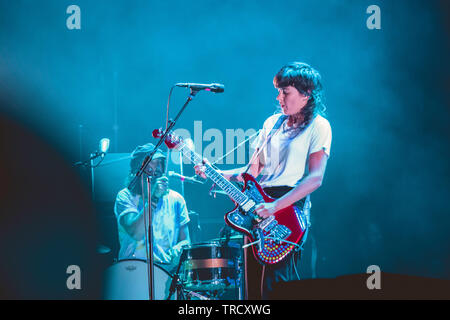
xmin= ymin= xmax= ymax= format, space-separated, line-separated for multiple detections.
xmin=195 ymin=62 xmax=332 ymax=299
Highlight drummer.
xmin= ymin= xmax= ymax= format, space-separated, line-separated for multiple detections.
xmin=114 ymin=143 xmax=191 ymax=268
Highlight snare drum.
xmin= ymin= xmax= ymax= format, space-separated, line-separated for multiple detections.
xmin=102 ymin=259 xmax=175 ymax=300
xmin=180 ymin=242 xmax=241 ymax=291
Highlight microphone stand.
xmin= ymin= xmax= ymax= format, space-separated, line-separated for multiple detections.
xmin=73 ymin=151 xmax=106 ymax=201
xmin=128 ymin=89 xmax=199 ymax=193
xmin=167 ymin=250 xmax=185 ymax=300
xmin=143 ymin=175 xmax=154 ymax=300
xmin=128 ymin=88 xmax=199 ymax=300
xmin=179 ymin=151 xmax=185 ymax=198
xmin=73 ymin=151 xmax=105 ymax=168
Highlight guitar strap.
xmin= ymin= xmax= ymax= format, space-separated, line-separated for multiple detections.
xmin=243 ymin=114 xmax=287 ymax=175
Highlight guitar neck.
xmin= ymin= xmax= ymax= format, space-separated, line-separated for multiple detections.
xmin=178 ymin=144 xmax=248 ymax=205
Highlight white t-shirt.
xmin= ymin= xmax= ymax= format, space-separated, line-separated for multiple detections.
xmin=255 ymin=113 xmax=332 ymax=188
xmin=114 ymin=188 xmax=190 ymax=263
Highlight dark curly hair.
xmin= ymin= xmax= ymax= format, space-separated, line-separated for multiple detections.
xmin=273 ymin=62 xmax=326 ymax=132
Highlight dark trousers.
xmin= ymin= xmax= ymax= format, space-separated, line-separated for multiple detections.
xmin=244 ymin=238 xmax=302 ymax=300
xmin=244 ymin=186 xmax=305 ymax=300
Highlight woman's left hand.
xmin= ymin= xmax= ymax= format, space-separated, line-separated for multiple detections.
xmin=254 ymin=201 xmax=279 ymax=219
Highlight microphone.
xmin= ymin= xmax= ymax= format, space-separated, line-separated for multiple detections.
xmin=168 ymin=171 xmax=204 ymax=184
xmin=99 ymin=138 xmax=110 ymax=154
xmin=73 ymin=137 xmax=110 ymax=167
xmin=175 ymin=83 xmax=224 ymax=93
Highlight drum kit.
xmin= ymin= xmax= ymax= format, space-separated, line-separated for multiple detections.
xmin=97 ymin=148 xmax=247 ymax=300
xmin=180 ymin=240 xmax=244 ymax=300
xmin=102 ymin=237 xmax=245 ymax=300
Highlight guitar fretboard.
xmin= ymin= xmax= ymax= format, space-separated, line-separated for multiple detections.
xmin=178 ymin=144 xmax=248 ymax=205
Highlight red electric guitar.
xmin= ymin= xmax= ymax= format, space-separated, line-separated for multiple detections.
xmin=153 ymin=129 xmax=308 ymax=265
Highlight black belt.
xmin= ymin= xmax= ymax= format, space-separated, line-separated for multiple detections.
xmin=262 ymin=186 xmax=306 ymax=209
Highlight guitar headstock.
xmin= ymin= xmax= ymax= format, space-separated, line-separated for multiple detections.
xmin=152 ymin=128 xmax=184 ymax=150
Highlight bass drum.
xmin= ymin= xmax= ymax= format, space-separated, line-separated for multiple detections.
xmin=102 ymin=259 xmax=175 ymax=300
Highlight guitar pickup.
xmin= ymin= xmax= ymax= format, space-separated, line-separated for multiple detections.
xmin=241 ymin=199 xmax=256 ymax=212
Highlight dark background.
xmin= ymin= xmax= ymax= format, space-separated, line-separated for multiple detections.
xmin=0 ymin=0 xmax=449 ymax=298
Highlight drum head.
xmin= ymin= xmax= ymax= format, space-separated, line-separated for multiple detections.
xmin=102 ymin=259 xmax=174 ymax=300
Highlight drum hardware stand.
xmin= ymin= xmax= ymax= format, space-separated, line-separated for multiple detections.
xmin=184 ymin=290 xmax=211 ymax=300
xmin=166 ymin=254 xmax=212 ymax=300
xmin=167 ymin=252 xmax=185 ymax=300
xmin=219 ymin=225 xmax=232 ymax=246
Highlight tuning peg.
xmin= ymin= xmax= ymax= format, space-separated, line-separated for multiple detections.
xmin=152 ymin=128 xmax=163 ymax=138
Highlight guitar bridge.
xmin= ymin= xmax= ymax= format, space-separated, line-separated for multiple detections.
xmin=258 ymin=215 xmax=275 ymax=230
xmin=257 ymin=216 xmax=291 ymax=240
xmin=271 ymin=224 xmax=291 ymax=240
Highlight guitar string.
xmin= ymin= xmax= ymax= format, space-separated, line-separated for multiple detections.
xmin=178 ymin=143 xmax=248 ymax=204
xmin=210 ymin=129 xmax=261 ymax=166
xmin=176 ymin=134 xmax=305 ymax=266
